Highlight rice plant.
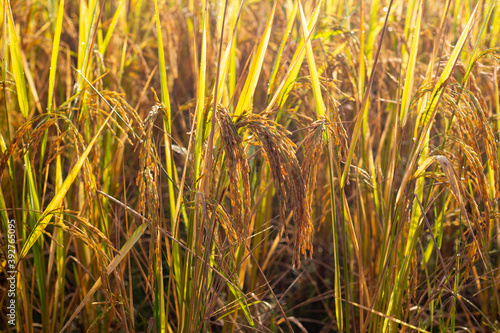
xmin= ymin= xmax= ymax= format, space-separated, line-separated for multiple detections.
xmin=1 ymin=0 xmax=500 ymax=332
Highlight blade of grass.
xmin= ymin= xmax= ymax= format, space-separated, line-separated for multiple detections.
xmin=234 ymin=0 xmax=277 ymax=116
xmin=264 ymin=0 xmax=321 ymax=113
xmin=400 ymin=0 xmax=423 ymax=126
xmin=194 ymin=0 xmax=208 ymax=182
xmin=47 ymin=0 xmax=64 ymax=114
xmin=98 ymin=0 xmax=124 ymax=55
xmin=298 ymin=0 xmax=326 ymax=116
xmin=267 ymin=0 xmax=298 ymax=96
xmin=6 ymin=0 xmax=29 ymax=118
xmin=153 ymin=2 xmax=177 ymax=331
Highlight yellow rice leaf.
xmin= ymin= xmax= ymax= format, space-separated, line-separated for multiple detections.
xmin=298 ymin=0 xmax=325 ymax=117
xmin=6 ymin=1 xmax=29 ymax=118
xmin=234 ymin=1 xmax=277 ymax=115
xmin=265 ymin=0 xmax=321 ymax=112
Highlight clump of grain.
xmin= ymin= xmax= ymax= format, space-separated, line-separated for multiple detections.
xmin=216 ymin=105 xmax=250 ymax=243
xmin=301 ymin=115 xmax=348 ymax=204
xmin=136 ymin=103 xmax=161 ymax=291
xmin=236 ymin=112 xmax=312 ymax=267
xmin=0 ymin=116 xmax=57 ymax=177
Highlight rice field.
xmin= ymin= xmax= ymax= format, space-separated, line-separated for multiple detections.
xmin=1 ymin=0 xmax=500 ymax=331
